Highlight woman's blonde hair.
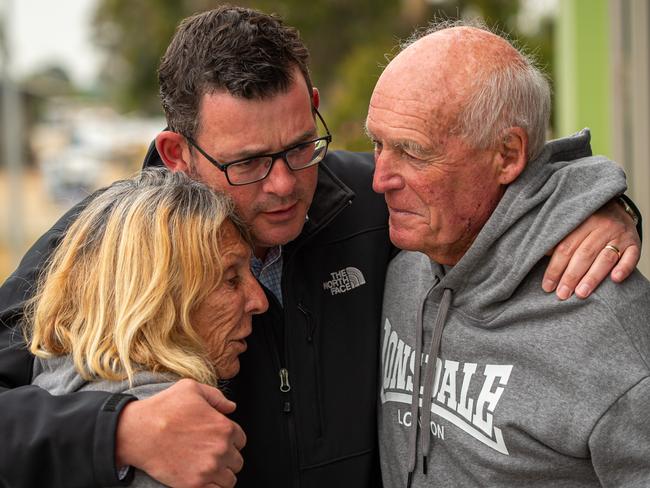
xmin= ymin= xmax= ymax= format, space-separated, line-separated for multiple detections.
xmin=26 ymin=168 xmax=249 ymax=385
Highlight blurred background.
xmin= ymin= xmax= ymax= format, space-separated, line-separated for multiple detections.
xmin=0 ymin=0 xmax=648 ymax=280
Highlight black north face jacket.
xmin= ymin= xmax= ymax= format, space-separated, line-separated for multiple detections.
xmin=0 ymin=147 xmax=394 ymax=488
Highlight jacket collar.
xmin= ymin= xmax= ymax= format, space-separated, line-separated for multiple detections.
xmin=298 ymin=160 xmax=355 ymax=242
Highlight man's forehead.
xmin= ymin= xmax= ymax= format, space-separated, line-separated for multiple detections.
xmin=368 ymin=74 xmax=457 ymax=144
xmin=369 ymin=28 xmax=505 ymax=139
xmin=194 ymin=84 xmax=315 ymax=157
xmin=196 ymin=68 xmax=313 ymax=121
xmin=196 ymin=88 xmax=312 ymax=126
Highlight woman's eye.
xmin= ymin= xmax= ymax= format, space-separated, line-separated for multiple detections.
xmin=226 ymin=274 xmax=241 ymax=288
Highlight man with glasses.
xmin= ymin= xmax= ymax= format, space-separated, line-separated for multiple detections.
xmin=184 ymin=108 xmax=332 ymax=188
xmin=0 ymin=6 xmax=642 ymax=488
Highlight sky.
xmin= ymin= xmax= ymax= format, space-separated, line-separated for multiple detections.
xmin=4 ymin=0 xmax=101 ymax=88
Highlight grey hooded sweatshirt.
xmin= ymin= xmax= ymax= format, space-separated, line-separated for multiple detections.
xmin=32 ymin=357 xmax=176 ymax=487
xmin=379 ymin=130 xmax=650 ymax=487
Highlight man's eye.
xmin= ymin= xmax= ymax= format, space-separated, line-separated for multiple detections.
xmin=243 ymin=158 xmax=267 ymax=168
xmin=400 ymin=149 xmax=427 ymax=164
xmin=288 ymin=142 xmax=315 ymax=166
xmin=294 ymin=141 xmax=314 ymax=155
xmin=231 ymin=158 xmax=269 ymax=174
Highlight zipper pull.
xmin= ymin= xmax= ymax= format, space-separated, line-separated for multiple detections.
xmin=279 ymin=368 xmax=291 ymax=393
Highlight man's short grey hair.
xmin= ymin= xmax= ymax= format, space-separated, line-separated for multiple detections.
xmin=401 ymin=20 xmax=551 ymax=161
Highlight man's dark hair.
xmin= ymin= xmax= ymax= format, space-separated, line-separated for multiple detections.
xmin=158 ymin=5 xmax=313 ymax=138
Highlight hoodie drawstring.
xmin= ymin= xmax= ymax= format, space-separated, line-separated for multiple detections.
xmin=406 ymin=287 xmax=453 ymax=487
xmin=405 ymin=285 xmax=433 ymax=487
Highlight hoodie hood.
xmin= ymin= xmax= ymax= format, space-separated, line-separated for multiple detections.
xmin=388 ymin=129 xmax=629 ymax=487
xmin=432 ymin=129 xmax=626 ymax=320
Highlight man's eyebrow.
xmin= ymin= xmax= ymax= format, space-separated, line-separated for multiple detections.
xmin=229 ymin=127 xmax=318 ymax=161
xmin=395 ymin=139 xmax=431 ymax=157
xmin=363 ymin=121 xmax=374 ymax=140
xmin=364 ymin=123 xmax=431 ymax=156
xmin=288 ymin=127 xmax=318 ymax=147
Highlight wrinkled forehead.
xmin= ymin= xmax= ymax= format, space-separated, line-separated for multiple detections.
xmin=368 ymin=50 xmax=463 ymax=140
xmin=219 ymin=220 xmax=252 ymax=260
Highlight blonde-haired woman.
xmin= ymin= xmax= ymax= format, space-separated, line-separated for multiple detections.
xmin=26 ymin=168 xmax=268 ymax=487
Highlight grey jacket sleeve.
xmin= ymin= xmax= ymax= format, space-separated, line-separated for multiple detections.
xmin=590 ymin=376 xmax=650 ymax=487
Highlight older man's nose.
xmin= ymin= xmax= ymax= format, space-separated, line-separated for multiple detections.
xmin=372 ymin=153 xmax=404 ymax=194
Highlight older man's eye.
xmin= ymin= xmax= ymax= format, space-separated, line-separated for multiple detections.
xmin=401 ymin=149 xmax=428 ymax=165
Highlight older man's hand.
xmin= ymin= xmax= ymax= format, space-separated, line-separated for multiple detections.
xmin=542 ymin=198 xmax=641 ymax=300
xmin=115 ymin=378 xmax=246 ymax=488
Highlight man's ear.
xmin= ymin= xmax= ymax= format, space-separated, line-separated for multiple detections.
xmin=155 ymin=131 xmax=191 ymax=173
xmin=312 ymin=87 xmax=320 ymax=110
xmin=496 ymin=127 xmax=528 ymax=185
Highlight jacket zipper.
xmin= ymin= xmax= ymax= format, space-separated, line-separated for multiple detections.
xmin=277 ymin=269 xmax=301 ymax=488
xmin=259 ymin=286 xmax=299 ymax=488
xmin=279 ymin=186 xmax=354 ymax=488
xmin=279 ymin=368 xmax=291 ymax=393
xmin=297 ymin=302 xmax=324 ymax=438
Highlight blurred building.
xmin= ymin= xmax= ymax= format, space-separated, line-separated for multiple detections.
xmin=556 ymin=0 xmax=649 ymax=275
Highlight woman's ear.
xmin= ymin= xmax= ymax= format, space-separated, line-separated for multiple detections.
xmin=155 ymin=131 xmax=191 ymax=173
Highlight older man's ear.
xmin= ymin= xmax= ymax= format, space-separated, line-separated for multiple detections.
xmin=495 ymin=127 xmax=528 ymax=185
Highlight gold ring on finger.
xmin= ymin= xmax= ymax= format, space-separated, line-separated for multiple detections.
xmin=604 ymin=244 xmax=621 ymax=260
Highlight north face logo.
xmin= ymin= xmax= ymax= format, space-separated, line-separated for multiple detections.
xmin=323 ymin=267 xmax=366 ymax=295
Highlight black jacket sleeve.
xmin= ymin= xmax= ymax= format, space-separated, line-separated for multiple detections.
xmin=0 ymin=195 xmax=135 ymax=488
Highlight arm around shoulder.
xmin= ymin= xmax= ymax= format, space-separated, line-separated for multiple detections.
xmin=0 ymin=194 xmax=131 ymax=488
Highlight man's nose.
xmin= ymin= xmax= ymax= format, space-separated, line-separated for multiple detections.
xmin=261 ymin=157 xmax=296 ymax=197
xmin=372 ymin=152 xmax=403 ymax=194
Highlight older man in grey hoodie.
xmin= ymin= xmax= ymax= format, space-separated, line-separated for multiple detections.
xmin=368 ymin=23 xmax=650 ymax=487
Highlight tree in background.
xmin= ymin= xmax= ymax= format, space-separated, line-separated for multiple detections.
xmin=93 ymin=0 xmax=216 ymax=114
xmin=92 ymin=0 xmax=554 ymax=151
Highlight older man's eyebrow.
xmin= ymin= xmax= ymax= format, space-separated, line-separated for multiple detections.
xmin=363 ymin=122 xmax=374 ymax=141
xmin=364 ymin=122 xmax=434 ymax=158
xmin=394 ymin=139 xmax=433 ymax=158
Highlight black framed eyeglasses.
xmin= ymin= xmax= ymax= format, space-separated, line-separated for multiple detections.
xmin=185 ymin=108 xmax=332 ymax=186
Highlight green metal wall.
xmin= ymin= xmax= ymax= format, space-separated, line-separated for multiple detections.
xmin=555 ymin=0 xmax=611 ymax=157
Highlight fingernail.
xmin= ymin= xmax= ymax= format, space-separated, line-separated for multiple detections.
xmin=612 ymin=270 xmax=624 ymax=282
xmin=576 ymin=284 xmax=591 ymax=298
xmin=542 ymin=278 xmax=556 ymax=292
xmin=556 ymin=284 xmax=571 ymax=300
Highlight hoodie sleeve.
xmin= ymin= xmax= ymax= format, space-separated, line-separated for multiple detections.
xmin=589 ymin=375 xmax=650 ymax=487
xmin=0 ymin=193 xmax=135 ymax=488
